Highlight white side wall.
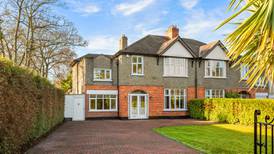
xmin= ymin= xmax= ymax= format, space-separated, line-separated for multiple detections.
xmin=205 ymin=45 xmax=229 ymax=60
xmin=163 ymin=41 xmax=193 ymax=58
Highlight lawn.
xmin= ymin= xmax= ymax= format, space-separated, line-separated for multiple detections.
xmin=154 ymin=124 xmax=272 ymax=154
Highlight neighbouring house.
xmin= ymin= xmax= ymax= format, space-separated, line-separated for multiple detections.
xmin=70 ymin=26 xmax=270 ymax=120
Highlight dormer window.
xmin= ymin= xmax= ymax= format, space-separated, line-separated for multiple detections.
xmin=131 ymin=56 xmax=144 ymax=75
xmin=205 ymin=60 xmax=226 ymax=78
xmin=94 ymin=68 xmax=112 ymax=81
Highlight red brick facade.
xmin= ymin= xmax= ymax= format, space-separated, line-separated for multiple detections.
xmin=118 ymin=85 xmax=188 ymax=118
xmin=84 ymin=85 xmax=268 ymax=119
xmin=85 ymin=85 xmax=118 ymax=118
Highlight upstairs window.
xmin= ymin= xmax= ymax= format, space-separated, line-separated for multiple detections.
xmin=205 ymin=60 xmax=226 ymax=78
xmin=240 ymin=65 xmax=248 ymax=80
xmin=164 ymin=57 xmax=188 ymax=77
xmin=94 ymin=68 xmax=112 ymax=81
xmin=132 ymin=56 xmax=144 ymax=75
xmin=205 ymin=89 xmax=225 ymax=98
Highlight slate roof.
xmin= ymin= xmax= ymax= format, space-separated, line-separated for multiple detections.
xmin=114 ymin=35 xmax=217 ymax=58
xmin=71 ymin=53 xmax=112 ymax=66
xmin=73 ymin=34 xmax=226 ymax=66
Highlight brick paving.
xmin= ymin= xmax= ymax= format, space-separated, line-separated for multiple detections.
xmin=27 ymin=119 xmax=212 ymax=154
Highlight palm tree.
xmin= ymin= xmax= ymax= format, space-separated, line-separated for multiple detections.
xmin=216 ymin=0 xmax=274 ymax=88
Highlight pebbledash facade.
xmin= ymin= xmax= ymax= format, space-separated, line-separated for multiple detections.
xmin=71 ymin=26 xmax=268 ymax=120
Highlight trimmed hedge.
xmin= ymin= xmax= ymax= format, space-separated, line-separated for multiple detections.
xmin=189 ymin=98 xmax=274 ymax=125
xmin=0 ymin=57 xmax=64 ymax=153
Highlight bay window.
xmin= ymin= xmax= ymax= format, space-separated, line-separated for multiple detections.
xmin=164 ymin=89 xmax=187 ymax=111
xmin=89 ymin=94 xmax=117 ymax=111
xmin=164 ymin=57 xmax=188 ymax=77
xmin=205 ymin=60 xmax=226 ymax=78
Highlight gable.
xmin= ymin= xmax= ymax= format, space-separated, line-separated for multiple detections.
xmin=162 ymin=41 xmax=193 ymax=58
xmin=205 ymin=45 xmax=229 ymax=60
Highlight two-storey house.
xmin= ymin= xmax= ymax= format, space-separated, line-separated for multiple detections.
xmin=71 ymin=26 xmax=269 ymax=119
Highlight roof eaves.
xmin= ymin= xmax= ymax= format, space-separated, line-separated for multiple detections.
xmin=178 ymin=38 xmax=198 ymax=58
xmin=200 ymin=40 xmax=221 ymax=58
xmin=113 ymin=35 xmax=152 ymax=58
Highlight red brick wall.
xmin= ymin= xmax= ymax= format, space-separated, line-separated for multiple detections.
xmin=119 ymin=85 xmax=188 ymax=118
xmin=84 ymin=85 xmax=118 ymax=118
xmin=225 ymin=88 xmax=268 ymax=98
xmin=187 ymin=87 xmax=205 ymax=101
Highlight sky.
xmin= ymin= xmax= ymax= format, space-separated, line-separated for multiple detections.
xmin=55 ymin=0 xmax=236 ymax=57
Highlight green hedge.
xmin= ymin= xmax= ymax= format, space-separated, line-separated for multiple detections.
xmin=0 ymin=57 xmax=64 ymax=153
xmin=189 ymin=98 xmax=274 ymax=125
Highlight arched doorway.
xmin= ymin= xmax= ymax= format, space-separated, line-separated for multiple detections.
xmin=239 ymin=91 xmax=250 ymax=98
xmin=128 ymin=90 xmax=149 ymax=119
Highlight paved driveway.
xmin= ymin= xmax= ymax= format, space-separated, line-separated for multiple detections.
xmin=27 ymin=119 xmax=212 ymax=154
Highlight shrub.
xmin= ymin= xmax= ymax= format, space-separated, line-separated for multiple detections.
xmin=0 ymin=57 xmax=64 ymax=153
xmin=225 ymin=92 xmax=240 ymax=98
xmin=189 ymin=98 xmax=274 ymax=125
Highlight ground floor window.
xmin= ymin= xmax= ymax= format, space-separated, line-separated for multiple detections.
xmin=164 ymin=89 xmax=187 ymax=111
xmin=205 ymin=89 xmax=225 ymax=98
xmin=89 ymin=94 xmax=117 ymax=111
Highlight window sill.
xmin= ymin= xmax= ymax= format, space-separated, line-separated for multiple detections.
xmin=88 ymin=110 xmax=118 ymax=112
xmin=163 ymin=109 xmax=188 ymax=112
xmin=93 ymin=79 xmax=112 ymax=82
xmin=163 ymin=75 xmax=188 ymax=78
xmin=204 ymin=76 xmax=227 ymax=79
xmin=131 ymin=74 xmax=144 ymax=76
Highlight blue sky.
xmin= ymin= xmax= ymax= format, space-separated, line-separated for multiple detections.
xmin=56 ymin=0 xmax=235 ymax=57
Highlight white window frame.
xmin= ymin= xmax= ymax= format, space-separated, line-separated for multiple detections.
xmin=164 ymin=89 xmax=187 ymax=111
xmin=255 ymin=77 xmax=267 ymax=87
xmin=240 ymin=65 xmax=248 ymax=80
xmin=88 ymin=94 xmax=117 ymax=112
xmin=205 ymin=60 xmax=226 ymax=78
xmin=163 ymin=57 xmax=188 ymax=77
xmin=205 ymin=89 xmax=225 ymax=98
xmin=131 ymin=56 xmax=144 ymax=76
xmin=93 ymin=68 xmax=112 ymax=81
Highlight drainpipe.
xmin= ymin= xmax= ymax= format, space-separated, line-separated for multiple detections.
xmin=116 ymin=59 xmax=120 ymax=118
xmin=194 ymin=59 xmax=198 ymax=98
xmin=76 ymin=63 xmax=79 ymax=94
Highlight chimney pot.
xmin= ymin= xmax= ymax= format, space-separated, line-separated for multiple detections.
xmin=166 ymin=25 xmax=179 ymax=39
xmin=119 ymin=34 xmax=128 ymax=50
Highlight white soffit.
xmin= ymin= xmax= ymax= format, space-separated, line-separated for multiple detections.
xmin=87 ymin=90 xmax=118 ymax=95
xmin=162 ymin=41 xmax=193 ymax=58
xmin=205 ymin=45 xmax=229 ymax=60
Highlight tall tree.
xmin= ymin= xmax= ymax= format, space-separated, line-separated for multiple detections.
xmin=0 ymin=0 xmax=86 ymax=79
xmin=217 ymin=0 xmax=274 ymax=87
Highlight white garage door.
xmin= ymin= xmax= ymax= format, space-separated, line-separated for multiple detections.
xmin=65 ymin=95 xmax=85 ymax=121
xmin=255 ymin=93 xmax=268 ymax=99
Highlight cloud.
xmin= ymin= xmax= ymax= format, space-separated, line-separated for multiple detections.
xmin=87 ymin=35 xmax=118 ymax=54
xmin=79 ymin=4 xmax=100 ymax=15
xmin=115 ymin=0 xmax=155 ymax=16
xmin=134 ymin=23 xmax=165 ymax=36
xmin=64 ymin=1 xmax=100 ymax=16
xmin=181 ymin=8 xmax=234 ymax=42
xmin=180 ymin=0 xmax=199 ymax=10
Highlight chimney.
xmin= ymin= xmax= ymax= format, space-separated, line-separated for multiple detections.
xmin=119 ymin=34 xmax=128 ymax=50
xmin=166 ymin=25 xmax=179 ymax=39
